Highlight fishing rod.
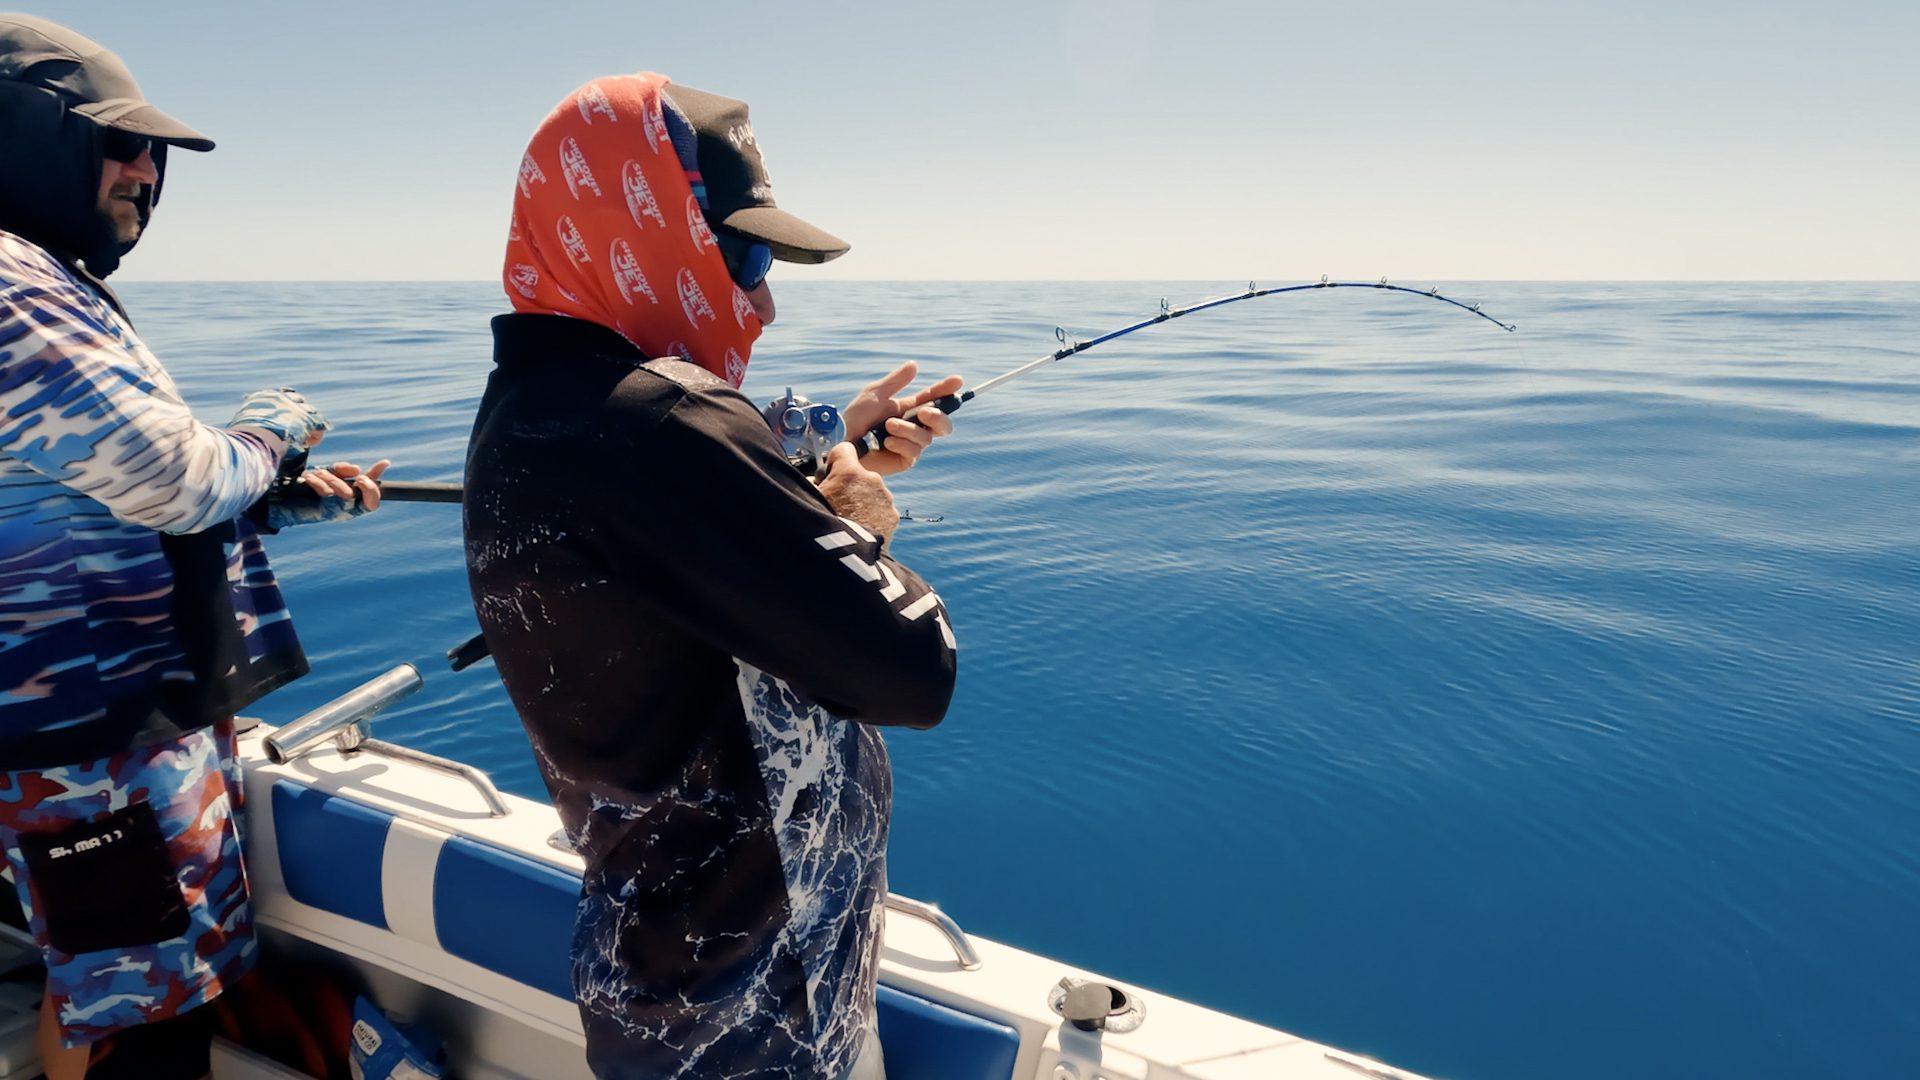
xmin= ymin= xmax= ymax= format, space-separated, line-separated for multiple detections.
xmin=846 ymin=277 xmax=1514 ymax=461
xmin=289 ymin=278 xmax=1514 ymax=667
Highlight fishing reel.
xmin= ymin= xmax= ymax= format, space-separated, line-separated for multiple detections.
xmin=762 ymin=388 xmax=845 ymax=476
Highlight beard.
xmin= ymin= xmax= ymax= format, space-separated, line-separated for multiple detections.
xmin=99 ymin=188 xmax=146 ymax=246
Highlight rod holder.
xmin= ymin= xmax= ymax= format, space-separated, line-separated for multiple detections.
xmin=265 ymin=664 xmax=423 ymax=765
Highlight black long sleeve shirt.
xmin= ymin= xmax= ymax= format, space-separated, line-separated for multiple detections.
xmin=463 ymin=314 xmax=957 ymax=1078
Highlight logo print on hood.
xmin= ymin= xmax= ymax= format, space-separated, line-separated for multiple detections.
xmin=517 ymin=153 xmax=548 ymax=198
xmin=556 ymin=216 xmax=591 ymax=266
xmin=622 ymin=162 xmax=666 ymax=229
xmin=610 ymin=240 xmax=657 ymax=305
xmin=731 ymin=285 xmax=755 ymax=329
xmin=577 ymin=84 xmax=618 ymax=125
xmin=676 ymin=267 xmax=716 ymax=327
xmin=559 ymin=137 xmax=601 ymax=199
xmin=509 ymin=263 xmax=540 ymax=300
xmin=686 ymin=195 xmax=716 ymax=253
xmin=641 ymin=97 xmax=668 ymax=153
xmin=723 ymin=348 xmax=746 ymax=387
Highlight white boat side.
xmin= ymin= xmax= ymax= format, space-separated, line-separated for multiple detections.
xmin=197 ymin=718 xmax=1438 ymax=1080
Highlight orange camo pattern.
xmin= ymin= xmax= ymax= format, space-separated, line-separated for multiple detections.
xmin=504 ymin=73 xmax=761 ymax=387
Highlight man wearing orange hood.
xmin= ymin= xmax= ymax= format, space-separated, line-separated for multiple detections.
xmin=464 ymin=74 xmax=960 ymax=1078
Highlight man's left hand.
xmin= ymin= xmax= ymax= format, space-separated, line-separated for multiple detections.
xmin=296 ymin=459 xmax=390 ymax=511
xmin=268 ymin=459 xmax=391 ymax=529
xmin=840 ymin=362 xmax=963 ymax=476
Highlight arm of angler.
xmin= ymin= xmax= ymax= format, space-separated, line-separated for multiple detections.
xmin=605 ymin=387 xmax=958 ymax=728
xmin=0 ymin=271 xmax=320 ymax=535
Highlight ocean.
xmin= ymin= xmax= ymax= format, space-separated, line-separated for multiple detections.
xmin=121 ymin=280 xmax=1919 ymax=1080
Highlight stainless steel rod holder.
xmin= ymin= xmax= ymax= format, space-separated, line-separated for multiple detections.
xmin=884 ymin=894 xmax=982 ymax=971
xmin=265 ymin=664 xmax=423 ymax=765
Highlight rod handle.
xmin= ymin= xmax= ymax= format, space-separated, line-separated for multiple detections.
xmin=375 ymin=480 xmax=463 ymax=503
xmin=853 ymin=393 xmax=965 ymax=458
xmin=447 ymin=631 xmax=491 ymax=671
xmin=270 ymin=477 xmax=464 ymax=505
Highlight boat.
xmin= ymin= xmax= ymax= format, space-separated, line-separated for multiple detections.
xmin=1 ymin=662 xmax=1437 ymax=1080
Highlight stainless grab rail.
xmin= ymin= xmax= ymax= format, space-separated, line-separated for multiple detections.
xmin=346 ymin=735 xmax=511 ymax=818
xmin=263 ymin=663 xmax=510 ymax=819
xmin=883 ymin=895 xmax=982 ymax=971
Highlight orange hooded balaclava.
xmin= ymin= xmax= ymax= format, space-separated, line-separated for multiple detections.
xmin=503 ymin=73 xmax=760 ymax=387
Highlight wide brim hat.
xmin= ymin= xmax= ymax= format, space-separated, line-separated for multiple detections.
xmin=661 ymin=84 xmax=846 ymax=264
xmin=0 ymin=13 xmax=214 ymax=151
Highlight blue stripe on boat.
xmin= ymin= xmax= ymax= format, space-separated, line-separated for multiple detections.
xmin=271 ymin=780 xmax=391 ymax=931
xmin=432 ymin=833 xmax=580 ymax=999
xmin=875 ymin=983 xmax=1020 ymax=1080
xmin=268 ymin=780 xmax=1022 ymax=1079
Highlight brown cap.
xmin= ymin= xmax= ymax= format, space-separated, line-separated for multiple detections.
xmin=661 ymin=83 xmax=846 ymax=264
xmin=0 ymin=13 xmax=213 ymax=151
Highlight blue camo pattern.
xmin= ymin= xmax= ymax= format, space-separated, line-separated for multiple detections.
xmin=0 ymin=230 xmax=305 ymax=747
xmin=226 ymin=386 xmax=328 ymax=450
xmin=0 ymin=718 xmax=255 ymax=1046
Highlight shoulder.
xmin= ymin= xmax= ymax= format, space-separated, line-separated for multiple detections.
xmin=612 ymin=358 xmax=763 ymax=432
xmin=0 ymin=230 xmax=83 ymax=297
xmin=638 ymin=356 xmax=733 ymax=394
xmin=603 ymin=360 xmax=788 ymax=475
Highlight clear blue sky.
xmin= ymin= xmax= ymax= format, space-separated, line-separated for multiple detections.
xmin=31 ymin=0 xmax=1920 ymax=281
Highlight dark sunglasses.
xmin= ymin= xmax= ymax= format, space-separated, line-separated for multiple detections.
xmin=714 ymin=229 xmax=773 ymax=291
xmin=100 ymin=128 xmax=153 ymax=164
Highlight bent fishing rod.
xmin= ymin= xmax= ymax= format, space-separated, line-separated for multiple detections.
xmin=841 ymin=277 xmax=1515 ymax=461
xmin=307 ymin=277 xmax=1518 ymax=490
xmin=279 ymin=278 xmax=1513 ymax=669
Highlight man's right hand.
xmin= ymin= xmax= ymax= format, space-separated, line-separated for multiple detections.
xmin=226 ymin=387 xmax=330 ymax=454
xmin=815 ymin=443 xmax=900 ymax=540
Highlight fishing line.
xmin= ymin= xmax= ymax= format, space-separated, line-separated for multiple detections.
xmin=851 ymin=277 xmax=1514 ymax=459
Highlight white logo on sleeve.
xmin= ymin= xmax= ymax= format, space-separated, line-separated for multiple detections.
xmin=610 ymin=240 xmax=657 ymax=304
xmin=814 ymin=525 xmax=957 ymax=650
xmin=677 ymin=268 xmax=715 ymax=326
xmin=559 ymin=137 xmax=601 ymax=199
xmin=577 ymin=84 xmax=618 ymax=125
xmin=516 ymin=152 xmax=547 ymax=198
xmin=622 ymin=162 xmax=666 ymax=228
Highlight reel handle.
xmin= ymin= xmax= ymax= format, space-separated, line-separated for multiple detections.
xmin=853 ymin=393 xmax=964 ymax=459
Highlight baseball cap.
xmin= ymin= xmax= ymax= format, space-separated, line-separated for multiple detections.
xmin=661 ymin=84 xmax=846 ymax=264
xmin=0 ymin=13 xmax=214 ymax=151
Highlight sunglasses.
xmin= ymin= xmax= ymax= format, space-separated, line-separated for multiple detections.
xmin=100 ymin=128 xmax=153 ymax=164
xmin=715 ymin=229 xmax=772 ymax=291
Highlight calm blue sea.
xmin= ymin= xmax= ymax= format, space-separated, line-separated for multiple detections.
xmin=121 ymin=280 xmax=1919 ymax=1080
